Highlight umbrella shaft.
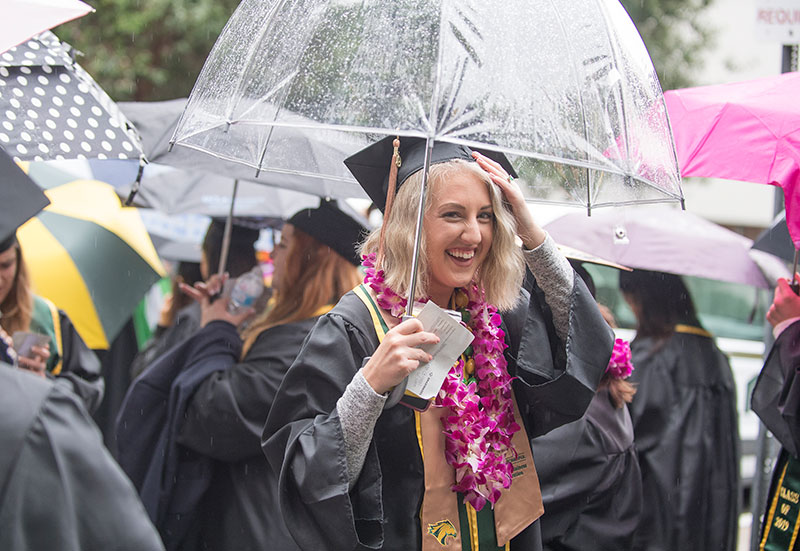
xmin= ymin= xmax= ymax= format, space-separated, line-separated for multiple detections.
xmin=218 ymin=179 xmax=240 ymax=276
xmin=405 ymin=139 xmax=434 ymax=317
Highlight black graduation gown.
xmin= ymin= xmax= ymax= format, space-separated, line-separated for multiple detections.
xmin=175 ymin=317 xmax=318 ymax=551
xmin=532 ymin=388 xmax=642 ymax=551
xmin=752 ymin=320 xmax=800 ymax=457
xmin=628 ymin=332 xmax=739 ymax=551
xmin=130 ymin=302 xmax=201 ymax=379
xmin=262 ymin=276 xmax=615 ymax=551
xmin=0 ymin=366 xmax=163 ymax=551
xmin=751 ymin=320 xmax=800 ymax=549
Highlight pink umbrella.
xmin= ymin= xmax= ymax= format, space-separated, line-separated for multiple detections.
xmin=0 ymin=0 xmax=93 ymax=54
xmin=664 ymin=72 xmax=800 ymax=249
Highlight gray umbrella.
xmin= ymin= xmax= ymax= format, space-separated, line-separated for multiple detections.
xmin=121 ymin=98 xmax=366 ymax=201
xmin=118 ymin=163 xmax=319 ymax=226
xmin=0 ymin=32 xmax=144 ymax=162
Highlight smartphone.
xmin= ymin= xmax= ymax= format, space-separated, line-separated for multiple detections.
xmin=12 ymin=331 xmax=50 ymax=359
xmin=400 ymin=391 xmax=431 ymax=412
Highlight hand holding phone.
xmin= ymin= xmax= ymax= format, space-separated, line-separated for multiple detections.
xmin=12 ymin=331 xmax=50 ymax=359
xmin=12 ymin=332 xmax=50 ymax=378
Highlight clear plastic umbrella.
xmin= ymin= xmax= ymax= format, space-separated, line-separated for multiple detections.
xmin=171 ymin=0 xmax=683 ymax=211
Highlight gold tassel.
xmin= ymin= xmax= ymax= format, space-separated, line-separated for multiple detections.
xmin=376 ymin=136 xmax=401 ymax=272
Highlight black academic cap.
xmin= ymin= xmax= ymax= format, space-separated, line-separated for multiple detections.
xmin=343 ymin=136 xmax=517 ymax=212
xmin=287 ymin=200 xmax=369 ymax=266
xmin=203 ymin=218 xmax=261 ymax=249
xmin=0 ymin=147 xmax=50 ymax=249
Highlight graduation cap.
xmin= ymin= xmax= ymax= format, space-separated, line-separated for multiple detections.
xmin=287 ymin=200 xmax=370 ymax=266
xmin=0 ymin=147 xmax=50 ymax=253
xmin=343 ymin=136 xmax=517 ymax=213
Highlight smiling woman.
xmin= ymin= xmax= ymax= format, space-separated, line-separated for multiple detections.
xmin=262 ymin=136 xmax=616 ymax=551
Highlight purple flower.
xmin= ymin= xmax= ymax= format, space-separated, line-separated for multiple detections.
xmin=606 ymin=338 xmax=634 ymax=379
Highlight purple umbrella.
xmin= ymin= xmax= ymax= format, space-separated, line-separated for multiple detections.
xmin=544 ymin=206 xmax=788 ymax=288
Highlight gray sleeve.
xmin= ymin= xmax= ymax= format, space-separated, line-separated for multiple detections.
xmin=523 ymin=233 xmax=574 ymax=341
xmin=336 ymin=366 xmax=387 ymax=488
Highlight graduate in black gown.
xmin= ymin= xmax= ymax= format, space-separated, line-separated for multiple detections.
xmin=619 ymin=269 xmax=739 ymax=551
xmin=532 ymin=265 xmax=642 ymax=551
xmin=0 ymin=359 xmax=163 ymax=551
xmin=752 ymin=275 xmax=800 ymax=549
xmin=115 ymin=202 xmax=366 ymax=551
xmin=262 ymin=137 xmax=615 ymax=551
xmin=129 ymin=219 xmax=260 ymax=379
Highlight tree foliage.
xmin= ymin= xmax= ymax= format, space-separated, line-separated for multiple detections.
xmin=621 ymin=0 xmax=717 ymax=90
xmin=55 ymin=0 xmax=239 ymax=101
xmin=54 ymin=0 xmax=714 ymax=102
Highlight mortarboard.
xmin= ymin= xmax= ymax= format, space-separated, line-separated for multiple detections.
xmin=287 ymin=200 xmax=370 ymax=266
xmin=343 ymin=136 xmax=517 ymax=212
xmin=0 ymin=147 xmax=50 ymax=251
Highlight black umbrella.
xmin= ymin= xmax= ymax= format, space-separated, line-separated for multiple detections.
xmin=753 ymin=211 xmax=800 ymax=290
xmin=0 ymin=147 xmax=49 ymax=239
xmin=0 ymin=31 xmax=144 ymax=162
xmin=753 ymin=211 xmax=793 ymax=263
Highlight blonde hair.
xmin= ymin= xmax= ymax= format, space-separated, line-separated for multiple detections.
xmin=241 ymin=226 xmax=362 ymax=357
xmin=360 ymin=159 xmax=524 ymax=310
xmin=0 ymin=244 xmax=33 ymax=335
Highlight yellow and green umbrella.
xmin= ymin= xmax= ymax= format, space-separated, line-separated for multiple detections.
xmin=16 ymin=177 xmax=165 ymax=349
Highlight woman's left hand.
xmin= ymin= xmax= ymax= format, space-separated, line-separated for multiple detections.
xmin=472 ymin=151 xmax=546 ymax=250
xmin=180 ymin=273 xmax=255 ymax=328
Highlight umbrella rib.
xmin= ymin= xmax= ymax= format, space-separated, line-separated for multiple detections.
xmin=593 ymin=0 xmax=632 ymax=210
xmin=171 ymin=141 xmax=357 ymax=183
xmin=427 ymin=0 xmax=447 ymax=137
xmin=221 ymin=0 xmax=290 ymax=124
xmin=545 ymin=0 xmax=593 ymax=208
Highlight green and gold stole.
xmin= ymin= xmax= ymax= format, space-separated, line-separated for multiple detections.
xmin=761 ymin=450 xmax=800 ymax=550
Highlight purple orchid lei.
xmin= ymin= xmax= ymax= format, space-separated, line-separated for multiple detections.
xmin=362 ymin=253 xmax=520 ymax=511
xmin=606 ymin=338 xmax=634 ymax=379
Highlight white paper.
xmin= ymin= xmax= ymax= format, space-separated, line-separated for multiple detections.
xmin=406 ymin=301 xmax=474 ymax=400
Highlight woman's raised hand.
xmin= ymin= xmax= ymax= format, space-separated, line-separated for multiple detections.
xmin=362 ymin=317 xmax=439 ymax=395
xmin=472 ymin=151 xmax=546 ymax=250
xmin=180 ymin=273 xmax=254 ymax=328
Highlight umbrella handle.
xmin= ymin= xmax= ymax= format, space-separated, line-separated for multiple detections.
xmin=792 ymin=250 xmax=799 ymax=295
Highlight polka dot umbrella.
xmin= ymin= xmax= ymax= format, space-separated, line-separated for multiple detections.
xmin=0 ymin=31 xmax=144 ymax=163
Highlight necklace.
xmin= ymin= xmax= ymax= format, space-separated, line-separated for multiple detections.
xmin=362 ymin=253 xmax=519 ymax=511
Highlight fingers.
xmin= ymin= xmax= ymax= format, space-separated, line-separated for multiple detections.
xmin=392 ymin=317 xmax=425 ymax=335
xmin=179 ymin=282 xmax=204 ymax=301
xmin=30 ymin=345 xmax=49 ymax=361
xmin=472 ymin=151 xmax=505 ymax=176
xmin=180 ymin=273 xmax=229 ymax=303
xmin=229 ymin=306 xmax=256 ymax=326
xmin=768 ymin=276 xmax=800 ymax=327
xmin=388 ymin=318 xmax=439 ymax=348
xmin=18 ymin=355 xmax=47 ymax=378
xmin=362 ymin=321 xmax=439 ymax=394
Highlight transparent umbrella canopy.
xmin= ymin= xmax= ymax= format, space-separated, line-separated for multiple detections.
xmin=172 ymin=0 xmax=683 ymax=211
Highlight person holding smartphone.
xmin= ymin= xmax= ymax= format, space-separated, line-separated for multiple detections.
xmin=0 ymin=232 xmax=103 ymax=412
